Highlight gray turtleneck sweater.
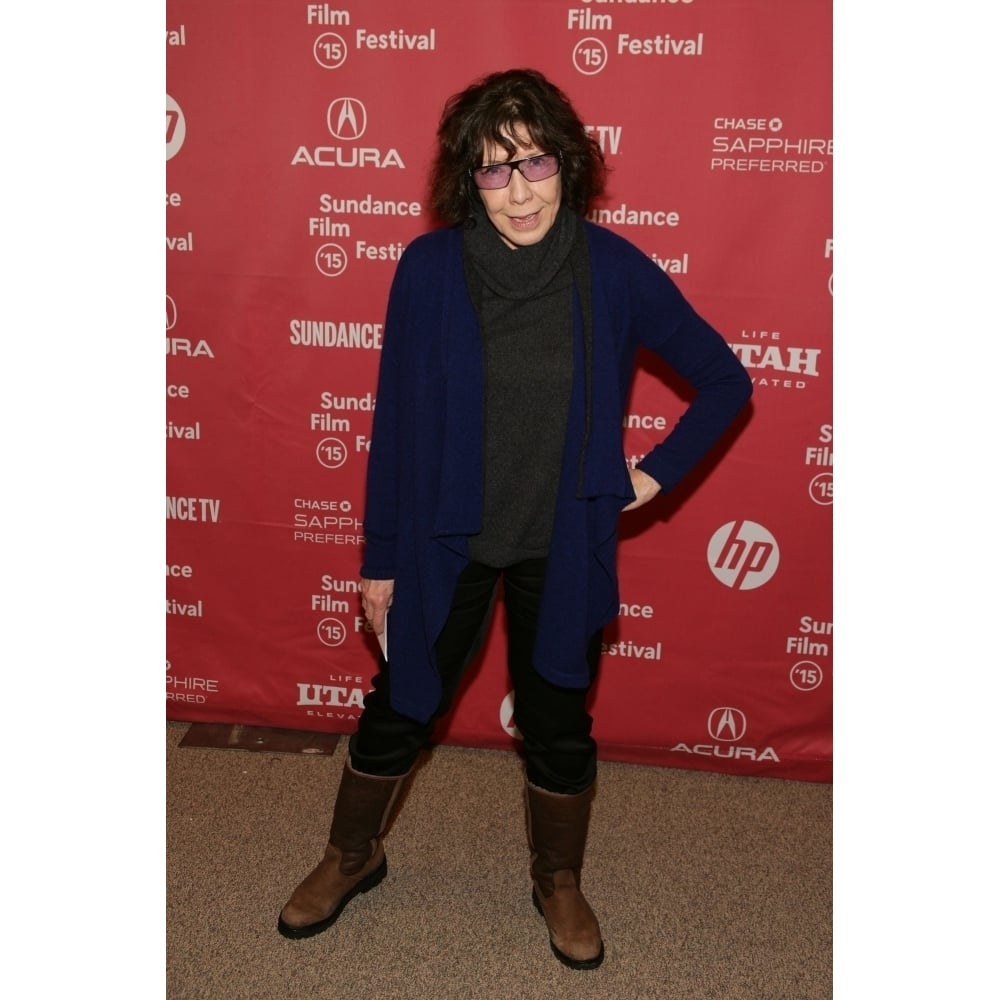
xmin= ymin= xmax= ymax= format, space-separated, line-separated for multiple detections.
xmin=462 ymin=205 xmax=579 ymax=567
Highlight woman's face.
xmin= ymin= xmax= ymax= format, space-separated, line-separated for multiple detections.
xmin=476 ymin=129 xmax=562 ymax=250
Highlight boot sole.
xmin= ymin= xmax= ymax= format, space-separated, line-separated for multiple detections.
xmin=531 ymin=890 xmax=605 ymax=970
xmin=277 ymin=857 xmax=388 ymax=940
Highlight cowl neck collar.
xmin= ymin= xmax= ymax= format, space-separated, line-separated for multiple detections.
xmin=463 ymin=201 xmax=577 ymax=300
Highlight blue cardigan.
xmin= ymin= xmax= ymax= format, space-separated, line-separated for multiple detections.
xmin=360 ymin=221 xmax=752 ymax=723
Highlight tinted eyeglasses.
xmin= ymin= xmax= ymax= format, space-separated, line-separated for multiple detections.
xmin=469 ymin=152 xmax=562 ymax=190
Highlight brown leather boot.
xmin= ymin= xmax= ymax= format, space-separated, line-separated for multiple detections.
xmin=525 ymin=779 xmax=605 ymax=970
xmin=278 ymin=762 xmax=409 ymax=939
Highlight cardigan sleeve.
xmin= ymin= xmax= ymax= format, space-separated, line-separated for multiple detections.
xmin=626 ymin=249 xmax=753 ymax=495
xmin=359 ymin=251 xmax=411 ymax=579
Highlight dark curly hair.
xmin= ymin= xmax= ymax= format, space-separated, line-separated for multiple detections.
xmin=428 ymin=68 xmax=607 ymax=226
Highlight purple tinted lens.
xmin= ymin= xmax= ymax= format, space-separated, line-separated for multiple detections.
xmin=472 ymin=154 xmax=558 ymax=189
xmin=520 ymin=154 xmax=558 ymax=180
xmin=474 ymin=165 xmax=512 ymax=189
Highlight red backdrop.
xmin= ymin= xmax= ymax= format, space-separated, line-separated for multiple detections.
xmin=166 ymin=0 xmax=832 ymax=782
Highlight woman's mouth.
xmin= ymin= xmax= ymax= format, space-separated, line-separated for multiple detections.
xmin=510 ymin=212 xmax=539 ymax=228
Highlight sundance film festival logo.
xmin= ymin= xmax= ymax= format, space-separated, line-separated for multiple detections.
xmin=317 ymin=617 xmax=347 ymax=647
xmin=166 ymin=94 xmax=185 ymax=160
xmin=316 ymin=437 xmax=349 ymax=469
xmin=707 ymin=520 xmax=779 ymax=591
xmin=313 ymin=32 xmax=348 ymax=70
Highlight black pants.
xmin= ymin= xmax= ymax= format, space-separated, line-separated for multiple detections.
xmin=349 ymin=558 xmax=602 ymax=794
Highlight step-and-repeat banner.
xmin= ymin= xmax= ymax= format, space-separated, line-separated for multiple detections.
xmin=166 ymin=0 xmax=832 ymax=782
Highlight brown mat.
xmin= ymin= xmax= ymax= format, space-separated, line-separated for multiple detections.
xmin=178 ymin=722 xmax=341 ymax=755
xmin=167 ymin=720 xmax=831 ymax=999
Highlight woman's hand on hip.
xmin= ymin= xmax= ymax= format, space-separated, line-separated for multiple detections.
xmin=621 ymin=467 xmax=661 ymax=512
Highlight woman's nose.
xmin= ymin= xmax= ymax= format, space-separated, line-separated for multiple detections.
xmin=507 ymin=168 xmax=532 ymax=203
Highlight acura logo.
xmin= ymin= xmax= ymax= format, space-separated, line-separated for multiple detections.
xmin=327 ymin=98 xmax=367 ymax=140
xmin=708 ymin=707 xmax=747 ymax=742
xmin=499 ymin=691 xmax=522 ymax=740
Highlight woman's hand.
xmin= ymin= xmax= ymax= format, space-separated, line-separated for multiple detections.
xmin=621 ymin=467 xmax=661 ymax=512
xmin=360 ymin=577 xmax=394 ymax=639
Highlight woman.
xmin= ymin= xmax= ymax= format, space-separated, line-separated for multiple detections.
xmin=279 ymin=68 xmax=752 ymax=970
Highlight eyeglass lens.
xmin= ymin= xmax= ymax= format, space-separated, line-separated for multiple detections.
xmin=472 ymin=154 xmax=560 ymax=190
